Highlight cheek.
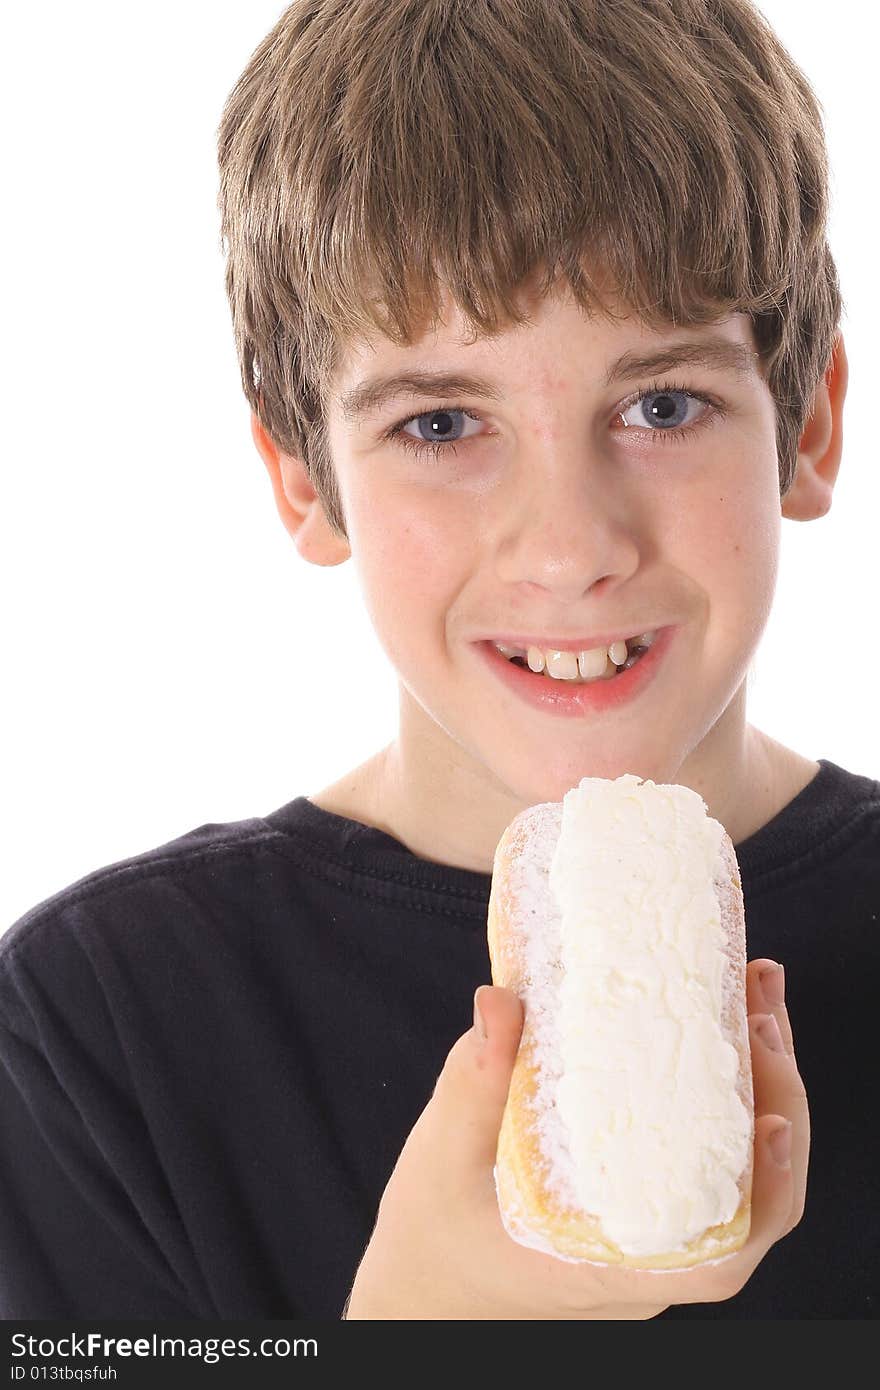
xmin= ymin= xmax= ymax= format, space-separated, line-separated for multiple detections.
xmin=681 ymin=450 xmax=782 ymax=646
xmin=345 ymin=482 xmax=472 ymax=640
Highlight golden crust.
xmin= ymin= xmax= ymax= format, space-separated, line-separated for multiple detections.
xmin=488 ymin=799 xmax=754 ymax=1269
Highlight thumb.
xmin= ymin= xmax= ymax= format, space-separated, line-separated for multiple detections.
xmin=419 ymin=985 xmax=524 ymax=1177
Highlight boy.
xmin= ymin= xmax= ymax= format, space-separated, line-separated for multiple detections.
xmin=0 ymin=0 xmax=875 ymax=1319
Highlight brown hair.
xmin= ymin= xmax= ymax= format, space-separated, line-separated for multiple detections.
xmin=217 ymin=0 xmax=843 ymax=540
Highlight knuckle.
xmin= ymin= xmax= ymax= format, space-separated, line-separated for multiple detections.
xmin=435 ymin=1033 xmax=474 ymax=1091
xmin=782 ymin=1198 xmax=806 ymax=1238
xmin=450 ymin=1029 xmax=478 ymax=1067
xmin=695 ymin=1260 xmax=753 ymax=1304
xmin=701 ymin=1275 xmax=743 ymax=1304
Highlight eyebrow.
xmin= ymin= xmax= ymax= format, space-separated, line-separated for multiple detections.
xmin=337 ymin=336 xmax=760 ymax=423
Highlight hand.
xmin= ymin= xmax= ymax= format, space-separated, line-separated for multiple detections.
xmin=345 ymin=957 xmax=808 ymax=1319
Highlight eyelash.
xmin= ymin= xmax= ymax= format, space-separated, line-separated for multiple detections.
xmin=383 ymin=378 xmax=726 ymax=463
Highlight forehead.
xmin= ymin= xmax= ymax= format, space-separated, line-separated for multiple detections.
xmin=329 ymin=280 xmax=761 ymax=420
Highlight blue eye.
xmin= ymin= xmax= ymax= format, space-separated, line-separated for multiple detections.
xmin=619 ymin=388 xmax=710 ymax=433
xmin=385 ymin=381 xmax=723 ymax=462
xmin=401 ymin=408 xmax=480 ymax=447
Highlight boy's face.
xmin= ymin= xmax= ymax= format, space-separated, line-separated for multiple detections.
xmin=325 ymin=287 xmax=777 ymax=786
xmin=263 ymin=277 xmax=840 ymax=865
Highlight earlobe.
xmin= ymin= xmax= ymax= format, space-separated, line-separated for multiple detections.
xmin=781 ymin=331 xmax=848 ymax=522
xmin=249 ymin=412 xmax=350 ymax=566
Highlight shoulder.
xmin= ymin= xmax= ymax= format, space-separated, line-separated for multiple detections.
xmin=744 ymin=759 xmax=880 ymax=958
xmin=0 ymin=808 xmax=295 ymax=1010
xmin=816 ymin=759 xmax=880 ymax=859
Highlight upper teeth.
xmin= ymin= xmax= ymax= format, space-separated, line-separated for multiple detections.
xmin=494 ymin=632 xmax=656 ymax=680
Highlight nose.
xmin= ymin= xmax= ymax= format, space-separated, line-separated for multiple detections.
xmin=492 ymin=444 xmax=642 ymax=600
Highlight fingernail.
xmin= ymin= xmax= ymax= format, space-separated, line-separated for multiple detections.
xmin=759 ymin=962 xmax=785 ymax=1008
xmin=755 ymin=1013 xmax=785 ymax=1053
xmin=768 ymin=1120 xmax=792 ymax=1169
xmin=473 ymin=988 xmax=488 ymax=1043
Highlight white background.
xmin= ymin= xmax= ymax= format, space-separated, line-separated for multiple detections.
xmin=2 ymin=2 xmax=877 ymax=930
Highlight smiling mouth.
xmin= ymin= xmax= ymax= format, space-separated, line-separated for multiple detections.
xmin=495 ymin=635 xmax=653 ymax=685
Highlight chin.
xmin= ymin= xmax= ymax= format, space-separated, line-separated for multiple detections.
xmin=500 ymin=749 xmax=677 ymax=808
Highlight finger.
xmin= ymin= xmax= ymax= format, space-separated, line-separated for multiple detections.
xmin=748 ymin=1011 xmax=809 ymax=1233
xmin=747 ymin=958 xmax=792 ymax=1052
xmin=409 ymin=985 xmax=525 ymax=1180
xmin=606 ymin=1023 xmax=808 ymax=1308
xmin=651 ymin=1111 xmax=796 ymax=1307
xmin=748 ymin=961 xmax=806 ymax=1228
xmin=733 ymin=1111 xmax=797 ymax=1278
xmin=561 ymin=1106 xmax=797 ymax=1312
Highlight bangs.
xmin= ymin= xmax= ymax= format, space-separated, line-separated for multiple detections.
xmin=266 ymin=0 xmax=813 ymax=380
xmin=219 ymin=0 xmax=842 ymax=533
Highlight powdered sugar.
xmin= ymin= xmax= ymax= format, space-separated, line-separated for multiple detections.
xmin=496 ymin=774 xmax=753 ymax=1259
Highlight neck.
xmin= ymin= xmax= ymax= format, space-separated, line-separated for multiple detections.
xmin=311 ymin=690 xmax=818 ymax=876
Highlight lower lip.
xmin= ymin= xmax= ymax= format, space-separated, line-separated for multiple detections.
xmin=475 ymin=627 xmax=676 ymax=718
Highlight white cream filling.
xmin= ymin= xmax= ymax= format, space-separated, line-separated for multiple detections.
xmin=547 ymin=774 xmax=751 ymax=1256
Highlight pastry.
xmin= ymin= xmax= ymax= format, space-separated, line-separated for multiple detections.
xmin=488 ymin=773 xmax=753 ymax=1269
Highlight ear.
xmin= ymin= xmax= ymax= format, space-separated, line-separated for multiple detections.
xmin=780 ymin=330 xmax=848 ymax=522
xmin=250 ymin=413 xmax=350 ymax=566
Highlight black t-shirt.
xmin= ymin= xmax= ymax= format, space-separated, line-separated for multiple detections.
xmin=1 ymin=758 xmax=877 ymax=1320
